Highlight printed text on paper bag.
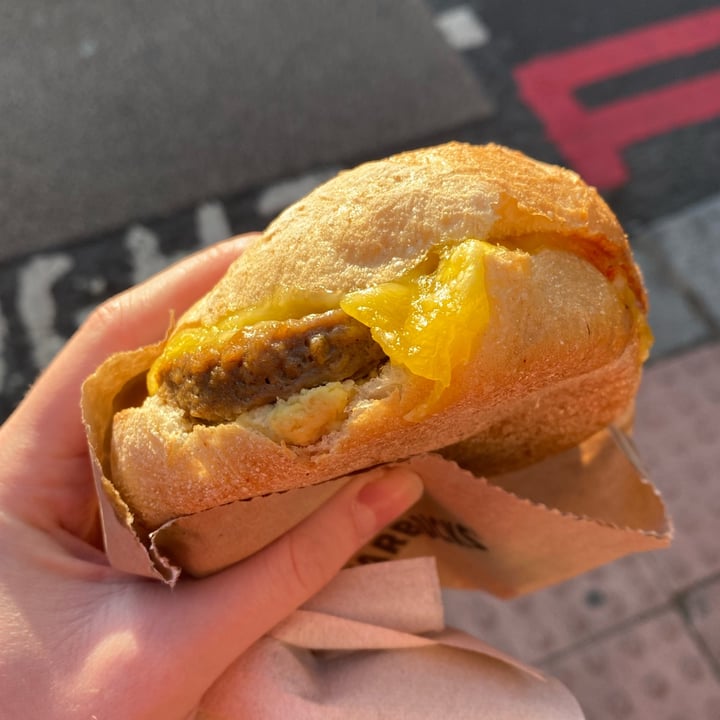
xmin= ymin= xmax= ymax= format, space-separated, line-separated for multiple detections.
xmin=355 ymin=512 xmax=488 ymax=564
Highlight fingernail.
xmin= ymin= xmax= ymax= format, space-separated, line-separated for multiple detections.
xmin=353 ymin=467 xmax=424 ymax=537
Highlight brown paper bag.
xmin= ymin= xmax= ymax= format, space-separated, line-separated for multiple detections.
xmin=197 ymin=557 xmax=585 ymax=719
xmin=350 ymin=427 xmax=671 ymax=596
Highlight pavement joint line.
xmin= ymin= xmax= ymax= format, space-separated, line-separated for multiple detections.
xmin=536 ymin=598 xmax=720 ymax=684
xmin=676 ymin=584 xmax=720 ymax=682
xmin=675 ymin=568 xmax=720 ymax=599
xmin=535 ymin=568 xmax=720 ymax=680
xmin=535 ymin=601 xmax=673 ymax=669
xmin=672 ymin=566 xmax=720 ymax=679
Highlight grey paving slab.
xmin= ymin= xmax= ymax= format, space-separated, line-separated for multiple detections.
xmin=633 ymin=343 xmax=720 ymax=595
xmin=443 ymin=552 xmax=667 ymax=665
xmin=544 ymin=610 xmax=720 ymax=720
xmin=648 ymin=193 xmax=720 ymax=329
xmin=0 ymin=1 xmax=492 ymax=262
xmin=631 ymin=243 xmax=711 ymax=360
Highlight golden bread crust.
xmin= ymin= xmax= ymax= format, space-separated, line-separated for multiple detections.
xmin=103 ymin=143 xmax=649 ymax=529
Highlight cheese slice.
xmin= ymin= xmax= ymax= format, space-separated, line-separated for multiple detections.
xmin=341 ymin=239 xmax=513 ymax=387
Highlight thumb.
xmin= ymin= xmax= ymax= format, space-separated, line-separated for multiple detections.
xmin=141 ymin=466 xmax=423 ymax=695
xmin=243 ymin=465 xmax=425 ymax=612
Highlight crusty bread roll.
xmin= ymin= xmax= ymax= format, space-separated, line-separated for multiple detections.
xmin=107 ymin=142 xmax=651 ymax=530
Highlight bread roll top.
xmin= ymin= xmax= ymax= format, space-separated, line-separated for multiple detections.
xmin=177 ymin=142 xmax=646 ymax=331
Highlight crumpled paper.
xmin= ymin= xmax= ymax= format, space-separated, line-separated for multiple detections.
xmin=196 ymin=558 xmax=585 ymax=719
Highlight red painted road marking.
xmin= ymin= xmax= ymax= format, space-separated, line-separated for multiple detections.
xmin=514 ymin=7 xmax=720 ymax=189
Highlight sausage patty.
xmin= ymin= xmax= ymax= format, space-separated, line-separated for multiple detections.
xmin=156 ymin=308 xmax=388 ymax=422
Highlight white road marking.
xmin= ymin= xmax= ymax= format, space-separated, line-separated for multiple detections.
xmin=196 ymin=201 xmax=232 ymax=246
xmin=17 ymin=253 xmax=74 ymax=370
xmin=125 ymin=224 xmax=186 ymax=285
xmin=256 ymin=168 xmax=342 ymax=217
xmin=435 ymin=6 xmax=491 ymax=50
xmin=79 ymin=39 xmax=99 ymax=59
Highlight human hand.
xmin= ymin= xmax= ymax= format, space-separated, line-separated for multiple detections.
xmin=0 ymin=235 xmax=423 ymax=719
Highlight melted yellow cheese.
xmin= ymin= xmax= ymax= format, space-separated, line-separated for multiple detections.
xmin=340 ymin=239 xmax=505 ymax=388
xmin=638 ymin=318 xmax=654 ymax=361
xmin=616 ymin=281 xmax=654 ymax=362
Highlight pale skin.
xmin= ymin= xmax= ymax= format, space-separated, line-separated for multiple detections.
xmin=0 ymin=235 xmax=423 ymax=719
